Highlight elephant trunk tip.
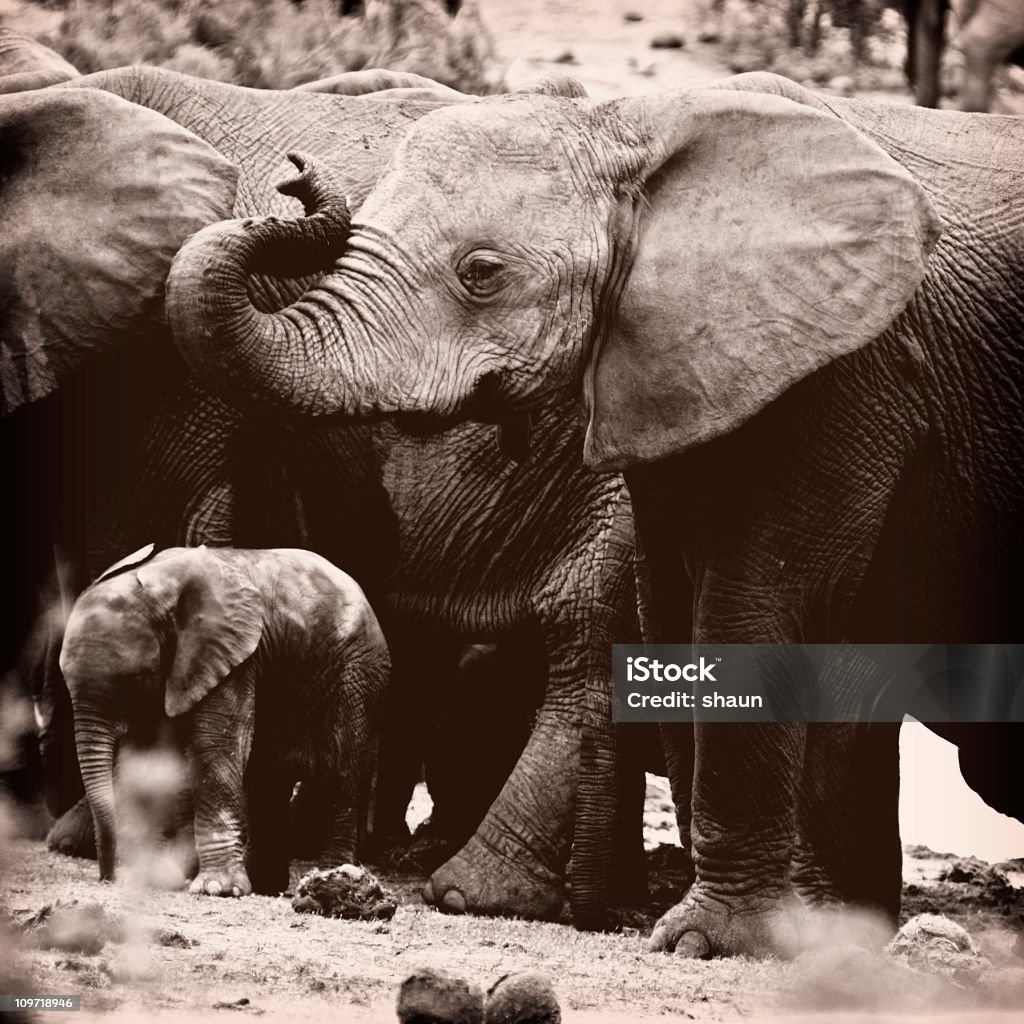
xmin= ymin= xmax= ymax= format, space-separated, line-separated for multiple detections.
xmin=277 ymin=150 xmax=353 ymax=225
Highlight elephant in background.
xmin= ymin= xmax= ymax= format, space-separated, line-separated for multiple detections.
xmin=170 ymin=73 xmax=1023 ymax=956
xmin=1 ymin=46 xmax=639 ymax=926
xmin=60 ymin=545 xmax=389 ymax=895
xmin=902 ymin=0 xmax=1024 ymax=109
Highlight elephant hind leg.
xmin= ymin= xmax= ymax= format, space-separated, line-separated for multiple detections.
xmin=244 ymin=761 xmax=295 ymax=896
xmin=45 ymin=795 xmax=96 ymax=859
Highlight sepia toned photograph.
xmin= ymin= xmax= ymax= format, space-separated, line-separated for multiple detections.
xmin=0 ymin=0 xmax=1022 ymax=1020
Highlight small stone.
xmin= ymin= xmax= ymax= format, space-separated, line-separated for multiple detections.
xmin=696 ymin=23 xmax=721 ymax=43
xmin=156 ymin=929 xmax=196 ymax=948
xmin=623 ymin=11 xmax=643 ymax=21
xmin=650 ymin=33 xmax=685 ymax=49
xmin=397 ymin=967 xmax=484 ymax=1024
xmin=552 ymin=50 xmax=577 ymax=65
xmin=484 ymin=972 xmax=561 ymax=1024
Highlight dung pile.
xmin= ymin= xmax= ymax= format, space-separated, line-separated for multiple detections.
xmin=395 ymin=968 xmax=561 ymax=1024
xmin=292 ymin=864 xmax=397 ymax=921
xmin=888 ymin=913 xmax=989 ymax=982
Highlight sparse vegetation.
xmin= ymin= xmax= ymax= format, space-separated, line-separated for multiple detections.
xmin=29 ymin=0 xmax=500 ymax=92
xmin=690 ymin=0 xmax=911 ymax=93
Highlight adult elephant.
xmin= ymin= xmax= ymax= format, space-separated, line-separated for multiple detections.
xmin=0 ymin=54 xmax=637 ymax=924
xmin=170 ymin=73 xmax=1024 ymax=957
xmin=902 ymin=0 xmax=1024 ymax=110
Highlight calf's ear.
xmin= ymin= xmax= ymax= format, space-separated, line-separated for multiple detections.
xmin=137 ymin=549 xmax=262 ymax=718
xmin=582 ymin=82 xmax=941 ymax=470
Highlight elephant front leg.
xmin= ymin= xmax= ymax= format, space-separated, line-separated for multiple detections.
xmin=650 ymin=721 xmax=807 ymax=958
xmin=187 ymin=672 xmax=255 ymax=897
xmin=423 ymin=709 xmax=574 ymax=921
xmin=423 ymin=625 xmax=580 ymax=921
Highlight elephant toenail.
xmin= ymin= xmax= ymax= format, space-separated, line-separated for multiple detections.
xmin=231 ymin=886 xmax=241 ymax=897
xmin=206 ymin=880 xmax=222 ymax=895
xmin=441 ymin=890 xmax=466 ymax=914
xmin=675 ymin=931 xmax=711 ymax=959
xmin=422 ymin=880 xmax=435 ymax=905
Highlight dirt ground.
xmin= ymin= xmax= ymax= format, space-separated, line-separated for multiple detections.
xmin=3 ymin=776 xmax=1024 ymax=1024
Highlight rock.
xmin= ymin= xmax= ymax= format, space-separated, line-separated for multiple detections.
xmin=623 ymin=11 xmax=643 ymax=22
xmin=650 ymin=33 xmax=684 ymax=49
xmin=696 ymin=23 xmax=721 ymax=43
xmin=292 ymin=864 xmax=397 ymax=921
xmin=397 ymin=967 xmax=484 ymax=1024
xmin=485 ymin=972 xmax=560 ymax=1023
xmin=887 ymin=913 xmax=988 ymax=981
xmin=552 ymin=51 xmax=577 ymax=65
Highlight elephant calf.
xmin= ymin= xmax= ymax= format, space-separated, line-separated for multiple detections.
xmin=59 ymin=545 xmax=389 ymax=896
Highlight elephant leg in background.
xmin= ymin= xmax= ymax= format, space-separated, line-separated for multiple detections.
xmin=367 ymin=626 xmax=462 ymax=853
xmin=423 ymin=613 xmax=586 ymax=922
xmin=243 ymin=755 xmax=295 ymax=896
xmin=903 ymin=0 xmax=948 ymax=106
xmin=959 ymin=0 xmax=1024 ymax=111
xmin=187 ymin=664 xmax=256 ymax=898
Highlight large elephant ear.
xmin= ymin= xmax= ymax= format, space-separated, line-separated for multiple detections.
xmin=582 ymin=81 xmax=941 ymax=470
xmin=136 ymin=548 xmax=263 ymax=718
xmin=0 ymin=88 xmax=238 ymax=416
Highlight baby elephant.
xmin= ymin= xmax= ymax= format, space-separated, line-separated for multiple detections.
xmin=60 ymin=545 xmax=389 ymax=896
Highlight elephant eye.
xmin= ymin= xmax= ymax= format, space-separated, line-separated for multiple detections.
xmin=457 ymin=253 xmax=507 ymax=297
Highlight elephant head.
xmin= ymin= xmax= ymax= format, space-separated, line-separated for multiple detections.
xmin=59 ymin=546 xmax=263 ymax=880
xmin=168 ymin=74 xmax=940 ymax=466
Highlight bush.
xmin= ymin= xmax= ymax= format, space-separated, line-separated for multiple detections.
xmin=39 ymin=0 xmax=500 ymax=92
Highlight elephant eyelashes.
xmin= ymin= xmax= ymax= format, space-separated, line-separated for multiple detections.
xmin=456 ymin=253 xmax=507 ymax=297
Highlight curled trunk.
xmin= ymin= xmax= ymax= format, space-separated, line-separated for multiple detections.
xmin=167 ymin=153 xmax=403 ymax=418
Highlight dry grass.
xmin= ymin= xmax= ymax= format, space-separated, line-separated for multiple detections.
xmin=27 ymin=0 xmax=500 ymax=91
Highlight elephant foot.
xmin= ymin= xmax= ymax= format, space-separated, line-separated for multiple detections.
xmin=46 ymin=797 xmax=96 ymax=860
xmin=422 ymin=839 xmax=565 ymax=921
xmin=648 ymin=882 xmax=807 ymax=959
xmin=189 ymin=864 xmax=252 ymax=897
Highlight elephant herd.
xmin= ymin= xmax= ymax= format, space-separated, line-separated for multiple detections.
xmin=0 ymin=27 xmax=1022 ymax=961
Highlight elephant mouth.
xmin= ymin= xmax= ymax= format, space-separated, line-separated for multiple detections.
xmin=392 ymin=370 xmax=509 ymax=436
xmin=392 ymin=410 xmax=466 ymax=437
